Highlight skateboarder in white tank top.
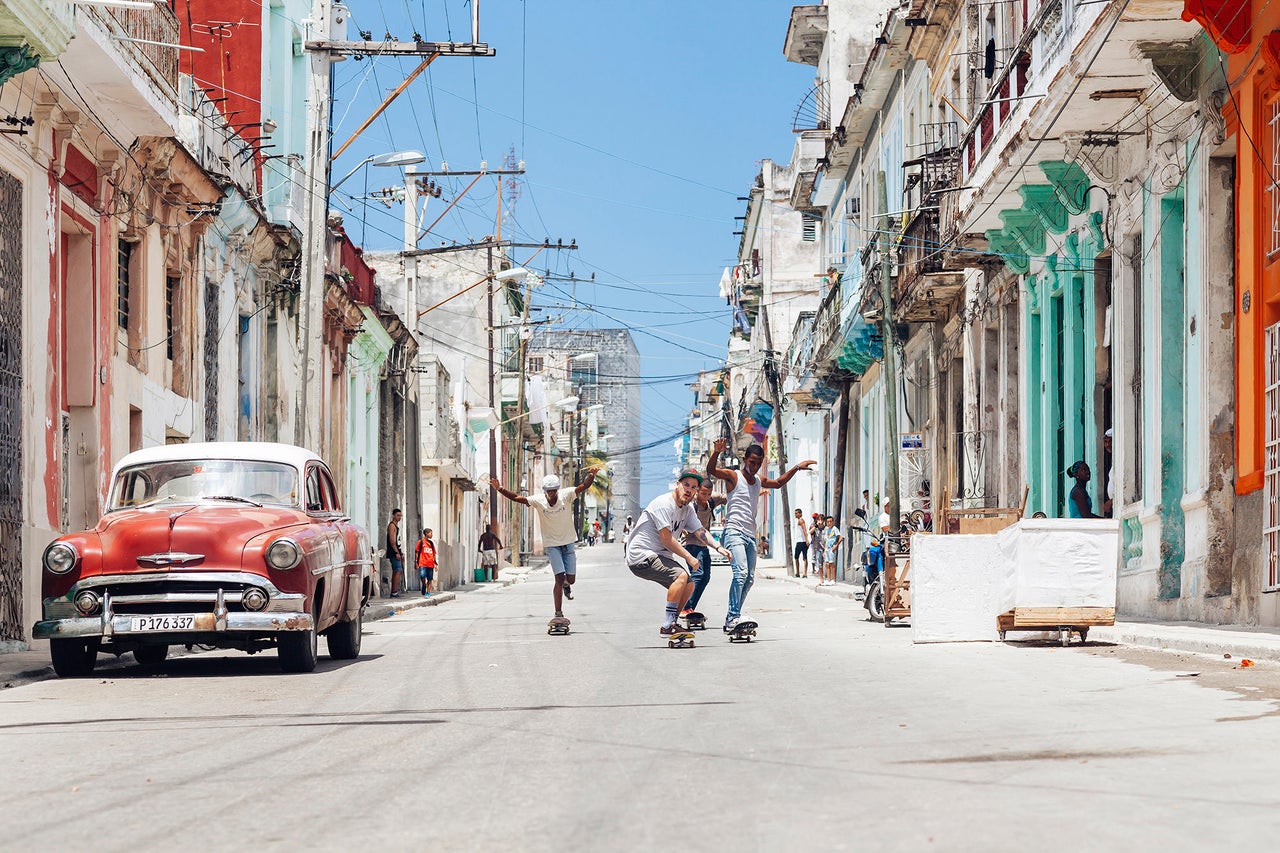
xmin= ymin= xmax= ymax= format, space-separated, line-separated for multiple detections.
xmin=707 ymin=438 xmax=816 ymax=632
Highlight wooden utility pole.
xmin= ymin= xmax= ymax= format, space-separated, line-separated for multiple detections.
xmin=513 ymin=271 xmax=535 ymax=563
xmin=877 ymin=171 xmax=902 ymax=540
xmin=759 ymin=304 xmax=793 ymax=571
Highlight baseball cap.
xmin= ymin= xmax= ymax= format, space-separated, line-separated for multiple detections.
xmin=676 ymin=468 xmax=705 ymax=485
xmin=541 ymin=475 xmax=561 ymax=491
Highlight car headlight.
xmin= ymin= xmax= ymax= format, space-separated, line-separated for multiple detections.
xmin=265 ymin=538 xmax=301 ymax=570
xmin=43 ymin=542 xmax=79 ymax=575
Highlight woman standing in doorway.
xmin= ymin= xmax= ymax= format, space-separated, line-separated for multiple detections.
xmin=1067 ymin=461 xmax=1101 ymax=519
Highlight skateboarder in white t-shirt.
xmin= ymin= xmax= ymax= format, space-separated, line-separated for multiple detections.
xmin=490 ymin=468 xmax=598 ymax=620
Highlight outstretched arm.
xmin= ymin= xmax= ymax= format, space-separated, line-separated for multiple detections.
xmin=690 ymin=527 xmax=731 ymax=559
xmin=658 ymin=527 xmax=700 ymax=571
xmin=707 ymin=438 xmax=738 ymax=489
xmin=487 ymin=477 xmax=530 ymax=506
xmin=762 ymin=459 xmax=817 ymax=490
xmin=574 ymin=466 xmax=600 ymax=496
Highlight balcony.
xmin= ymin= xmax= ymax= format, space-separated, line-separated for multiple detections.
xmin=88 ymin=4 xmax=179 ymax=96
xmin=0 ymin=1 xmax=75 ymax=66
xmin=896 ymin=124 xmax=964 ymax=321
xmin=783 ymin=5 xmax=828 ymax=66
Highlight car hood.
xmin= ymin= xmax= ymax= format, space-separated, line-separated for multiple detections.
xmin=95 ymin=504 xmax=309 ymax=571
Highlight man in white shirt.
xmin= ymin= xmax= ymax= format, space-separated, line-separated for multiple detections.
xmin=626 ymin=470 xmax=730 ymax=637
xmin=489 ymin=469 xmax=598 ymax=620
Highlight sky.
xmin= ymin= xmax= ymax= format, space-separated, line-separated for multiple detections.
xmin=328 ymin=1 xmax=818 ymax=504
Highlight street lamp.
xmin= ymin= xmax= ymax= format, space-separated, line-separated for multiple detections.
xmin=330 ymin=149 xmax=425 ymax=193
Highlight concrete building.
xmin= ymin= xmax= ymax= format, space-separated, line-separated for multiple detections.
xmin=531 ymin=329 xmax=641 ymax=536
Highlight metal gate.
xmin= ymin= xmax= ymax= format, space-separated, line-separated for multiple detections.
xmin=1264 ymin=323 xmax=1280 ymax=591
xmin=0 ymin=166 xmax=24 ymax=642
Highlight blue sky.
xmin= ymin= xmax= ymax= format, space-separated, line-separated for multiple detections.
xmin=330 ymin=1 xmax=815 ymax=503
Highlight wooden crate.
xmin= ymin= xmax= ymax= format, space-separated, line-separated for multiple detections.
xmin=938 ymin=486 xmax=1028 ymax=535
xmin=885 ymin=556 xmax=911 ymax=621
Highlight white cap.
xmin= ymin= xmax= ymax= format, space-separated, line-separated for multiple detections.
xmin=1104 ymin=428 xmax=1113 ymax=438
xmin=541 ymin=475 xmax=561 ymax=491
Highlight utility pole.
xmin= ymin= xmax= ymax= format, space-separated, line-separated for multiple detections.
xmin=513 ymin=270 xmax=536 ymax=563
xmin=759 ymin=304 xmax=793 ymax=572
xmin=877 ymin=170 xmax=902 ymax=545
xmin=295 ymin=0 xmax=332 ymax=451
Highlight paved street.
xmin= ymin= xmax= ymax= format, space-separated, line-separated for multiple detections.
xmin=3 ymin=543 xmax=1280 ymax=852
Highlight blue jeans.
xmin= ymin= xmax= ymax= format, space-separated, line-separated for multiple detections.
xmin=686 ymin=544 xmax=712 ymax=611
xmin=723 ymin=528 xmax=757 ymax=622
xmin=546 ymin=543 xmax=577 ymax=576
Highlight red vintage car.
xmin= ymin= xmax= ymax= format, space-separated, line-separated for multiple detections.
xmin=33 ymin=442 xmax=374 ymax=676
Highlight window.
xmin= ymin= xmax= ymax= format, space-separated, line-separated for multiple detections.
xmin=165 ymin=275 xmax=179 ymax=360
xmin=570 ymin=354 xmax=598 ymax=387
xmin=319 ymin=467 xmax=340 ymax=512
xmin=1266 ymin=322 xmax=1280 ymax=590
xmin=528 ymin=355 xmax=544 ymax=374
xmin=802 ymin=214 xmax=818 ymax=242
xmin=305 ymin=466 xmax=324 ymax=512
xmin=117 ymin=239 xmax=132 ymax=330
xmin=1269 ymin=97 xmax=1280 ymax=257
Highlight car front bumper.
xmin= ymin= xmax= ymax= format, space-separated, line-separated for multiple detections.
xmin=33 ymin=610 xmax=313 ymax=640
xmin=33 ymin=571 xmax=313 ymax=640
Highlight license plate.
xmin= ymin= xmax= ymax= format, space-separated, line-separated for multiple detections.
xmin=128 ymin=615 xmax=196 ymax=632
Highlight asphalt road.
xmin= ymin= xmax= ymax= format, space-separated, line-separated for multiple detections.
xmin=3 ymin=542 xmax=1280 ymax=852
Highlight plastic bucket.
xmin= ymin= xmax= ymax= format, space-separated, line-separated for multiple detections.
xmin=474 ymin=567 xmax=486 ymax=583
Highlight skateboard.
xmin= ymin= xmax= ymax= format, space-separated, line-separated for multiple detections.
xmin=728 ymin=621 xmax=759 ymax=643
xmin=665 ymin=630 xmax=696 ymax=649
xmin=547 ymin=617 xmax=570 ymax=636
xmin=684 ymin=611 xmax=707 ymax=631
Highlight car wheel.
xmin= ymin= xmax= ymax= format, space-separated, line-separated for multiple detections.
xmin=326 ymin=605 xmax=363 ymax=660
xmin=134 ymin=644 xmax=168 ymax=667
xmin=278 ymin=597 xmax=319 ymax=673
xmin=50 ymin=638 xmax=98 ymax=678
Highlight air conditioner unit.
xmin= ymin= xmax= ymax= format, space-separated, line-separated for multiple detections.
xmin=845 ymin=197 xmax=861 ymax=218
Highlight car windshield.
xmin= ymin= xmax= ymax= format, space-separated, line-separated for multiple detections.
xmin=108 ymin=459 xmax=299 ymax=511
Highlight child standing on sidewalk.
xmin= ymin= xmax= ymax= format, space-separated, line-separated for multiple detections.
xmin=415 ymin=528 xmax=437 ymax=596
xmin=821 ymin=516 xmax=843 ymax=586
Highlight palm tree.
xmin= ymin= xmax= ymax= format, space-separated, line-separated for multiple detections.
xmin=580 ymin=451 xmax=611 ymax=539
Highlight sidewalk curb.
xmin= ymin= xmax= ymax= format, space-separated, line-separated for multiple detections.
xmin=1088 ymin=623 xmax=1280 ymax=663
xmin=761 ymin=568 xmax=861 ymax=601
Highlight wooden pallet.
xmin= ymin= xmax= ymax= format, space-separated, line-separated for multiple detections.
xmin=997 ymin=607 xmax=1115 ymax=645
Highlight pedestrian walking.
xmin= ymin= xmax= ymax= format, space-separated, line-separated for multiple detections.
xmin=478 ymin=523 xmax=502 ymax=581
xmin=682 ymin=480 xmax=726 ymax=618
xmin=415 ymin=528 xmax=437 ymax=596
xmin=385 ymin=508 xmax=405 ymax=598
xmin=821 ymin=515 xmax=843 ymax=586
xmin=489 ymin=470 xmax=599 ymax=620
xmin=707 ymin=438 xmax=816 ymax=632
xmin=793 ymin=508 xmax=810 ymax=578
xmin=625 ymin=469 xmax=730 ymax=637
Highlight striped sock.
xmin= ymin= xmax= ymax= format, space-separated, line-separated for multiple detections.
xmin=665 ymin=601 xmax=679 ymax=627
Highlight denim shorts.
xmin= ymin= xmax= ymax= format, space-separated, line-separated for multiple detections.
xmin=627 ymin=553 xmax=687 ymax=588
xmin=546 ymin=543 xmax=577 ymax=575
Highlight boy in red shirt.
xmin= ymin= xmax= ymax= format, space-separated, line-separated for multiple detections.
xmin=415 ymin=528 xmax=437 ymax=596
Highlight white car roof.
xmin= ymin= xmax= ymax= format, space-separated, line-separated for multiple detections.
xmin=111 ymin=442 xmax=324 ymax=480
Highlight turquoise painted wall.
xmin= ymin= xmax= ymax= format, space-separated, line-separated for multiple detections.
xmin=1158 ymin=189 xmax=1186 ymax=599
